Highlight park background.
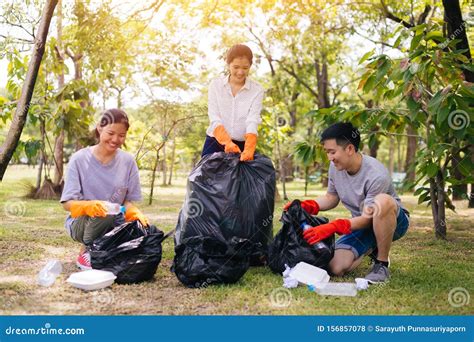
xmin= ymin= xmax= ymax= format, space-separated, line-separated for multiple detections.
xmin=0 ymin=0 xmax=473 ymax=314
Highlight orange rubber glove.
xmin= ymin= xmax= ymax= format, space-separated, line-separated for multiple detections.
xmin=125 ymin=204 xmax=149 ymax=226
xmin=213 ymin=125 xmax=241 ymax=153
xmin=240 ymin=133 xmax=257 ymax=161
xmin=303 ymin=219 xmax=351 ymax=245
xmin=70 ymin=200 xmax=107 ymax=218
xmin=284 ymin=200 xmax=320 ymax=215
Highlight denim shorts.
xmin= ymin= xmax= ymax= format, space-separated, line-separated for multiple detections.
xmin=335 ymin=207 xmax=410 ymax=258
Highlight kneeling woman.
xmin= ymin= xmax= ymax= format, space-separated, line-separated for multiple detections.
xmin=60 ymin=109 xmax=148 ymax=270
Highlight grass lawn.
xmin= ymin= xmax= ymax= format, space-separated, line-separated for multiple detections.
xmin=0 ymin=165 xmax=473 ymax=315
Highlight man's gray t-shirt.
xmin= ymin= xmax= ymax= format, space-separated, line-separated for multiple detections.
xmin=327 ymin=154 xmax=402 ymax=217
xmin=61 ymin=147 xmax=142 ymax=204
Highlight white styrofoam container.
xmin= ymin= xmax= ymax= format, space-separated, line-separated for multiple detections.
xmin=288 ymin=262 xmax=330 ymax=286
xmin=66 ymin=269 xmax=116 ymax=291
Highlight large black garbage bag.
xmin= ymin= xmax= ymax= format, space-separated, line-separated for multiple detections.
xmin=172 ymin=152 xmax=276 ymax=287
xmin=268 ymin=200 xmax=334 ymax=274
xmin=90 ymin=221 xmax=164 ymax=284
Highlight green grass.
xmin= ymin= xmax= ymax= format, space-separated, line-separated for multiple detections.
xmin=0 ymin=165 xmax=473 ymax=315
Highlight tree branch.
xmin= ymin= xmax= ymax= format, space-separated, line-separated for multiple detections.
xmin=380 ymin=0 xmax=413 ymax=28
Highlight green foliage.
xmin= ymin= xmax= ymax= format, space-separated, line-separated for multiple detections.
xmin=359 ymin=21 xmax=474 ymax=213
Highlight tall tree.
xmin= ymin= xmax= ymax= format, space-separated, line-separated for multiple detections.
xmin=0 ymin=0 xmax=58 ymax=180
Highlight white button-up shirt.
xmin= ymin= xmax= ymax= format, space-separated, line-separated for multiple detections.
xmin=206 ymin=75 xmax=264 ymax=141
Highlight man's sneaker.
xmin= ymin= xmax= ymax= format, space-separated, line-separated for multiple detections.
xmin=76 ymin=250 xmax=92 ymax=270
xmin=365 ymin=262 xmax=390 ymax=284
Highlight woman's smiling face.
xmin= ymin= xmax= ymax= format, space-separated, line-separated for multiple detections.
xmin=228 ymin=56 xmax=251 ymax=82
xmin=97 ymin=123 xmax=128 ymax=153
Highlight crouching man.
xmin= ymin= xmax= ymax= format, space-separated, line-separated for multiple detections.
xmin=285 ymin=122 xmax=410 ymax=283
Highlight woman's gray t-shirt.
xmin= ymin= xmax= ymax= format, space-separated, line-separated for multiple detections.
xmin=61 ymin=146 xmax=142 ymax=204
xmin=327 ymin=154 xmax=403 ymax=217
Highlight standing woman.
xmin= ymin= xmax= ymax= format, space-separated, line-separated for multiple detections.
xmin=202 ymin=44 xmax=264 ymax=161
xmin=60 ymin=109 xmax=149 ymax=270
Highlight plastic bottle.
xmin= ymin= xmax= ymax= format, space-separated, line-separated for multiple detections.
xmin=308 ymin=282 xmax=358 ymax=297
xmin=37 ymin=260 xmax=63 ymax=287
xmin=300 ymin=221 xmax=312 ymax=231
xmin=103 ymin=201 xmax=125 ymax=215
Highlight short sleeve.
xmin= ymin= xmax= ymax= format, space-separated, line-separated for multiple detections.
xmin=327 ymin=162 xmax=337 ymax=194
xmin=363 ymin=175 xmax=391 ymax=208
xmin=125 ymin=159 xmax=143 ymax=202
xmin=60 ymin=156 xmax=83 ymax=203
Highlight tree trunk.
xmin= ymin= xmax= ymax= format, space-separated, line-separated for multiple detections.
xmin=0 ymin=0 xmax=58 ymax=180
xmin=452 ymin=150 xmax=467 ymax=200
xmin=470 ymin=147 xmax=474 ymax=208
xmin=52 ymin=129 xmax=64 ymax=185
xmin=276 ymin=116 xmax=288 ymax=200
xmin=161 ymin=143 xmax=167 ymax=186
xmin=397 ymin=136 xmax=402 ymax=172
xmin=315 ymin=56 xmax=330 ymax=108
xmin=442 ymin=0 xmax=474 ymax=82
xmin=369 ymin=128 xmax=380 ymax=158
xmin=167 ymin=137 xmax=176 ymax=185
xmin=388 ymin=135 xmax=394 ymax=175
xmin=405 ymin=126 xmax=417 ymax=185
xmin=149 ymin=151 xmax=159 ymax=205
xmin=304 ymin=166 xmax=309 ymax=196
xmin=52 ymin=0 xmax=64 ymax=187
xmin=36 ymin=155 xmax=44 ymax=190
xmin=435 ymin=172 xmax=447 ymax=239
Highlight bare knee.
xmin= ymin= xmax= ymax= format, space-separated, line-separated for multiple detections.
xmin=329 ymin=262 xmax=349 ymax=276
xmin=373 ymin=194 xmax=398 ymax=217
xmin=329 ymin=250 xmax=355 ymax=276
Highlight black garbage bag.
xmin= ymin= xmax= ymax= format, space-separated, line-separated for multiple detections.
xmin=268 ymin=200 xmax=334 ymax=274
xmin=90 ymin=221 xmax=165 ymax=284
xmin=172 ymin=152 xmax=276 ymax=287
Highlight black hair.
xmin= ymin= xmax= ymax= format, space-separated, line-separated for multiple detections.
xmin=95 ymin=108 xmax=130 ymax=139
xmin=226 ymin=44 xmax=253 ymax=65
xmin=320 ymin=122 xmax=360 ymax=152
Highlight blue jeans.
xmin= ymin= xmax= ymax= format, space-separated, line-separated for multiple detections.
xmin=201 ymin=135 xmax=245 ymax=157
xmin=335 ymin=207 xmax=410 ymax=258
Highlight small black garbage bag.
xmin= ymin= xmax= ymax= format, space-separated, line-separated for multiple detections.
xmin=268 ymin=200 xmax=334 ymax=274
xmin=172 ymin=152 xmax=276 ymax=287
xmin=90 ymin=221 xmax=164 ymax=284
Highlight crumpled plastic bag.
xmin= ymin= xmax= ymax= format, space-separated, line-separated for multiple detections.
xmin=90 ymin=221 xmax=164 ymax=284
xmin=268 ymin=200 xmax=334 ymax=274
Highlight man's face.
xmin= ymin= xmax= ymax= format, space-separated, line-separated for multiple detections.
xmin=323 ymin=139 xmax=354 ymax=171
